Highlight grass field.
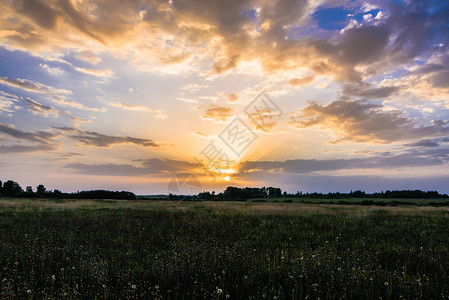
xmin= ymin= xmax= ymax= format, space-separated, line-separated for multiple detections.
xmin=0 ymin=198 xmax=448 ymax=299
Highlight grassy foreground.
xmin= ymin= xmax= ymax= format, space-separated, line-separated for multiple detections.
xmin=0 ymin=203 xmax=448 ymax=299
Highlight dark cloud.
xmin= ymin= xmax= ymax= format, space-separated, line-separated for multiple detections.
xmin=67 ymin=158 xmax=200 ymax=176
xmin=0 ymin=122 xmax=59 ymax=153
xmin=66 ymin=163 xmax=151 ymax=176
xmin=0 ymin=143 xmax=55 ymax=153
xmin=14 ymin=0 xmax=59 ymax=30
xmin=385 ymin=1 xmax=449 ymax=65
xmin=140 ymin=158 xmax=200 ymax=172
xmin=341 ymin=83 xmax=400 ymax=99
xmin=53 ymin=127 xmax=160 ymax=147
xmin=428 ymin=70 xmax=449 ymax=88
xmin=21 ymin=97 xmax=67 ymax=117
xmin=0 ymin=122 xmax=57 ymax=144
xmin=237 ymin=149 xmax=449 ymax=175
xmin=336 ymin=25 xmax=390 ymax=66
xmin=405 ymin=63 xmax=446 ymax=76
xmin=236 ymin=171 xmax=449 ymax=194
xmin=404 ymin=139 xmax=440 ymax=148
xmin=290 ymin=99 xmax=449 ymax=143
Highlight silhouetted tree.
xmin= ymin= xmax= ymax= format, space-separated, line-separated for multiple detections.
xmin=52 ymin=189 xmax=62 ymax=198
xmin=36 ymin=184 xmax=46 ymax=195
xmin=2 ymin=180 xmax=23 ymax=197
xmin=26 ymin=186 xmax=33 ymax=193
xmin=267 ymin=187 xmax=282 ymax=197
xmin=198 ymin=191 xmax=214 ymax=200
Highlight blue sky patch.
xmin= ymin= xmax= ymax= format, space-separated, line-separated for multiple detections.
xmin=313 ymin=7 xmax=351 ymax=31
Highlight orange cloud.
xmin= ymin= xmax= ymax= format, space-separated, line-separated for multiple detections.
xmin=201 ymin=105 xmax=233 ymax=122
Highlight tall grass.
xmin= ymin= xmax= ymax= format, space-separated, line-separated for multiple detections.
xmin=0 ymin=208 xmax=448 ymax=299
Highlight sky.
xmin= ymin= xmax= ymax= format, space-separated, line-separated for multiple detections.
xmin=1 ymin=0 xmax=449 ymax=194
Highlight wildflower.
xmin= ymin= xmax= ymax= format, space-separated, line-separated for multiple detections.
xmin=217 ymin=288 xmax=223 ymax=294
xmin=27 ymin=290 xmax=31 ymax=294
xmin=131 ymin=285 xmax=137 ymax=290
xmin=52 ymin=275 xmax=56 ymax=280
xmin=384 ymin=282 xmax=389 ymax=286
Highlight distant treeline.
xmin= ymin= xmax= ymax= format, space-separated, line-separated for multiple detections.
xmin=192 ymin=187 xmax=449 ymax=201
xmin=288 ymin=190 xmax=449 ymax=199
xmin=0 ymin=180 xmax=136 ymax=200
xmin=1 ymin=179 xmax=448 ymax=201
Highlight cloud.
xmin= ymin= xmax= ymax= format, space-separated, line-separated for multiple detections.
xmin=53 ymin=127 xmax=160 ymax=148
xmin=73 ymin=66 xmax=114 ymax=77
xmin=0 ymin=143 xmax=55 ymax=153
xmin=1 ymin=0 xmax=447 ymax=83
xmin=237 ymin=150 xmax=449 ymax=175
xmin=194 ymin=131 xmax=209 ymax=138
xmin=246 ymin=110 xmax=279 ymax=132
xmin=0 ymin=122 xmax=57 ymax=144
xmin=237 ymin=171 xmax=449 ymax=194
xmin=201 ymin=105 xmax=233 ymax=122
xmin=181 ymin=83 xmax=210 ymax=92
xmin=74 ymin=51 xmax=102 ymax=64
xmin=288 ymin=75 xmax=315 ymax=87
xmin=21 ymin=97 xmax=68 ymax=117
xmin=0 ymin=90 xmax=19 ymax=113
xmin=109 ymin=101 xmax=153 ymax=112
xmin=404 ymin=139 xmax=440 ymax=148
xmin=227 ymin=93 xmax=239 ymax=102
xmin=0 ymin=121 xmax=59 ymax=153
xmin=0 ymin=76 xmax=71 ymax=95
xmin=341 ymin=83 xmax=400 ymax=99
xmin=0 ymin=77 xmax=105 ymax=114
xmin=109 ymin=101 xmax=167 ymax=119
xmin=71 ymin=116 xmax=92 ymax=123
xmin=140 ymin=158 xmax=201 ymax=173
xmin=39 ymin=63 xmax=64 ymax=75
xmin=66 ymin=163 xmax=152 ymax=176
xmin=177 ymin=97 xmax=199 ymax=104
xmin=290 ymin=99 xmax=449 ymax=143
xmin=67 ymin=158 xmax=200 ymax=176
xmin=52 ymin=98 xmax=103 ymax=112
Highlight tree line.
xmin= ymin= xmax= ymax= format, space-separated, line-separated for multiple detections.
xmin=1 ymin=179 xmax=447 ymax=201
xmin=0 ymin=180 xmax=136 ymax=200
xmin=192 ymin=187 xmax=449 ymax=201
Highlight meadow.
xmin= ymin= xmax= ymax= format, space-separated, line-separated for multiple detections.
xmin=0 ymin=199 xmax=448 ymax=299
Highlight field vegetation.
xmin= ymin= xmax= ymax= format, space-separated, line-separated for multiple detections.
xmin=0 ymin=199 xmax=448 ymax=299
